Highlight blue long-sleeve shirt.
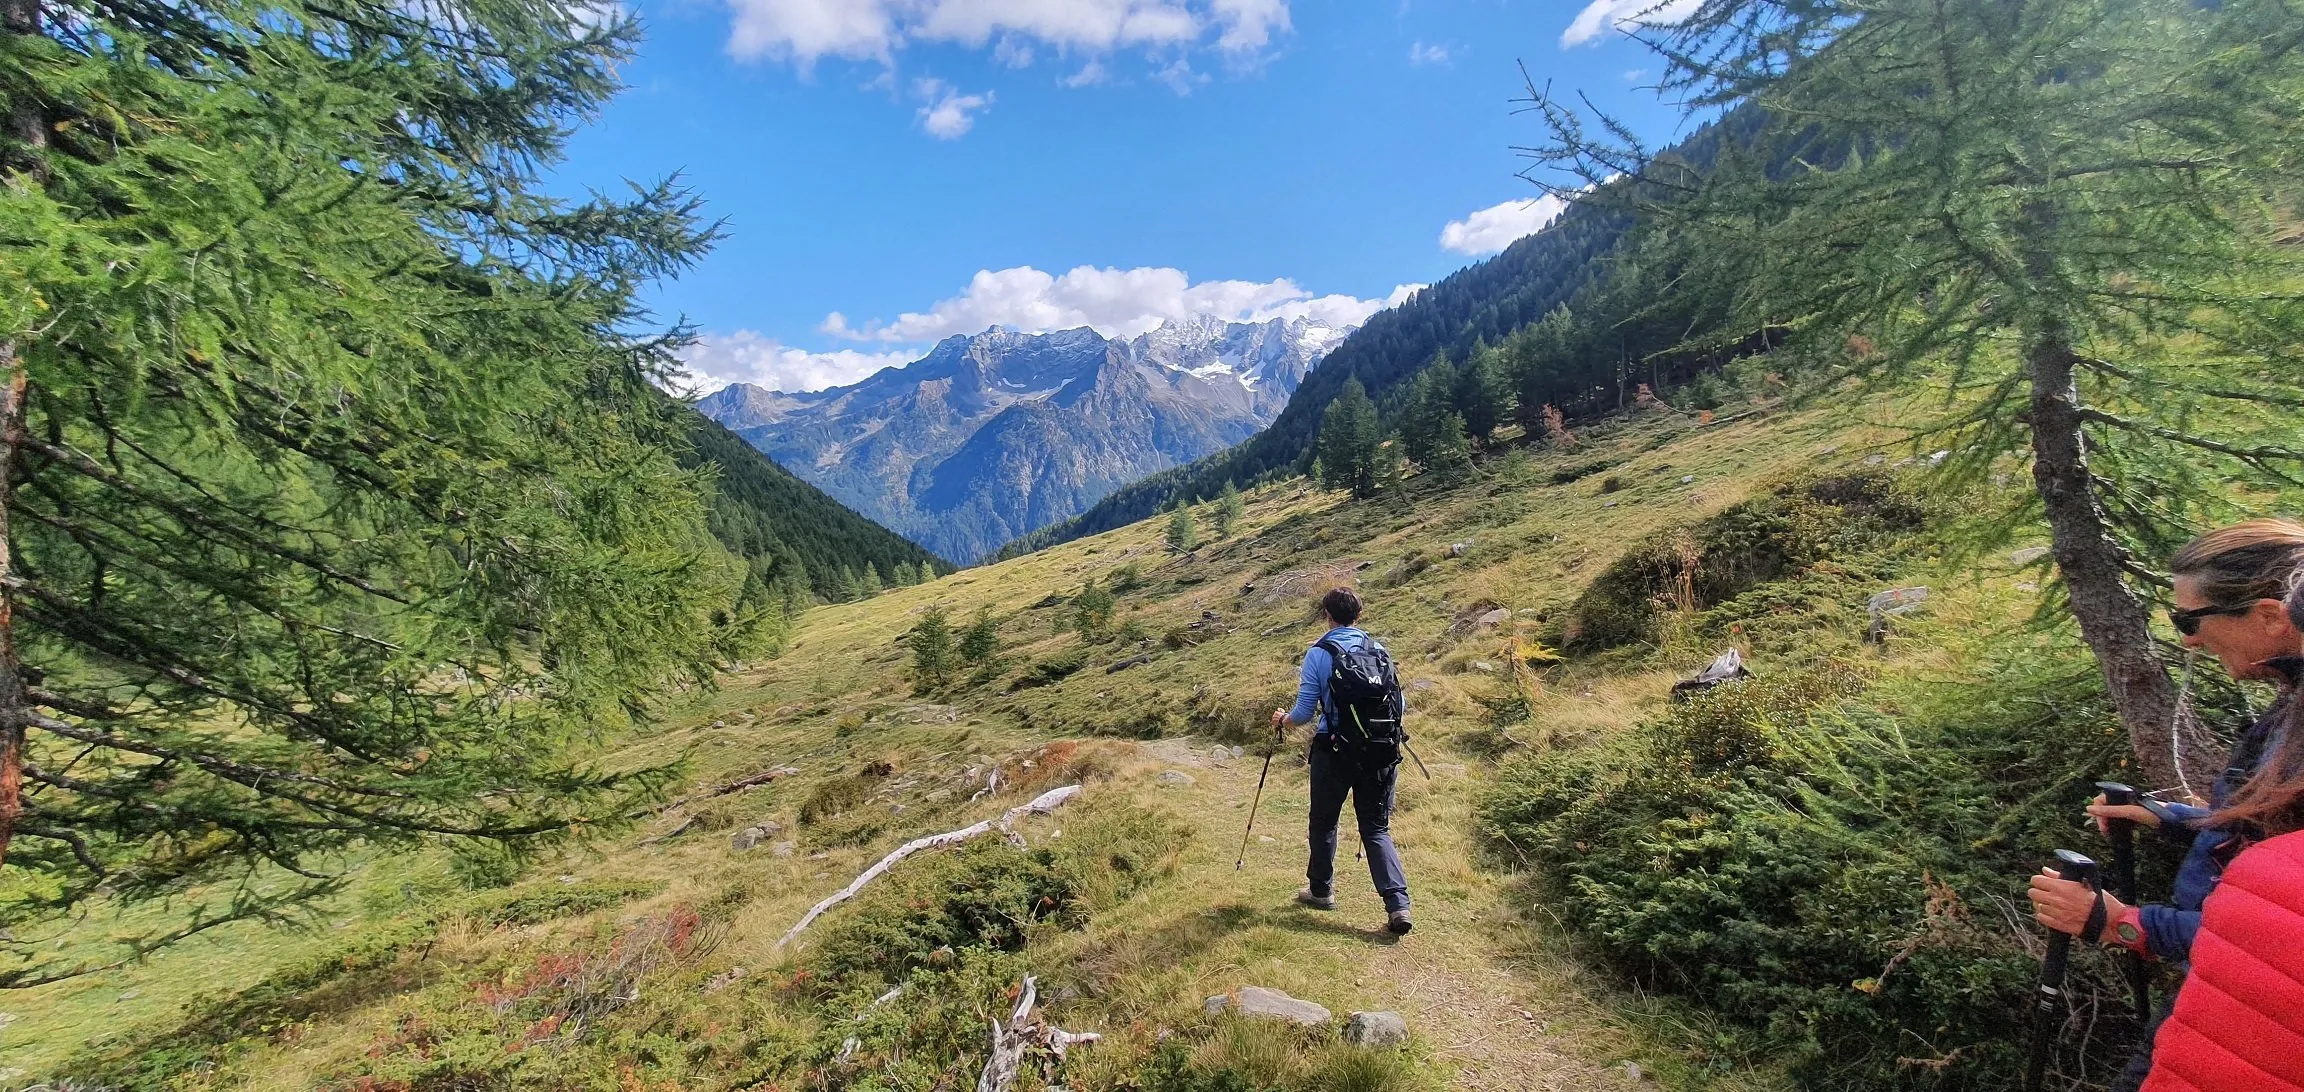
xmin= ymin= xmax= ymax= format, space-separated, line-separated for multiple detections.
xmin=1286 ymin=627 xmax=1402 ymax=735
xmin=2138 ymin=689 xmax=2287 ymax=962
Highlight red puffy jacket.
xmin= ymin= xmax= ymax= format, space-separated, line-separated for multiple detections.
xmin=2143 ymin=827 xmax=2304 ymax=1092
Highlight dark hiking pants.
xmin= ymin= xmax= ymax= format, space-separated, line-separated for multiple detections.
xmin=1306 ymin=740 xmax=1411 ymax=914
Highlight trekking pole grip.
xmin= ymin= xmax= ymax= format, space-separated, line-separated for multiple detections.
xmin=2038 ymin=850 xmax=2099 ymax=987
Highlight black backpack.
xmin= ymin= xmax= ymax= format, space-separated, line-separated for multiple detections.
xmin=1316 ymin=636 xmax=1406 ymax=765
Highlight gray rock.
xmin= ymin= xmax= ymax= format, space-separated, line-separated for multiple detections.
xmin=1477 ymin=608 xmax=1512 ymax=628
xmin=1471 ymin=661 xmax=1497 ymax=673
xmin=1623 ymin=1061 xmax=1646 ymax=1082
xmin=731 ymin=821 xmax=783 ymax=851
xmin=1158 ymin=770 xmax=1197 ymax=786
xmin=1865 ymin=453 xmax=1888 ymax=466
xmin=2010 ymin=546 xmax=2051 ymax=566
xmin=770 ymin=841 xmax=796 ymax=858
xmin=1868 ymin=586 xmax=1931 ymax=617
xmin=1207 ymin=986 xmax=1332 ymax=1026
xmin=1603 ymin=500 xmax=1619 ymax=508
xmin=1928 ymin=449 xmax=1951 ymax=467
xmin=1680 ymin=475 xmax=1697 ymax=485
xmin=1448 ymin=542 xmax=1470 ymax=558
xmin=1344 ymin=1011 xmax=1410 ymax=1047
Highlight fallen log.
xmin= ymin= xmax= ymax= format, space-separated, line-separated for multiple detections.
xmin=775 ymin=785 xmax=1083 ymax=949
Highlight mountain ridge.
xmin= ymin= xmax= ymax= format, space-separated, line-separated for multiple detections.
xmin=697 ymin=314 xmax=1349 ymax=562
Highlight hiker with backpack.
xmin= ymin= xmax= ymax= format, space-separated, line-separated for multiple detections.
xmin=1269 ymin=587 xmax=1415 ymax=935
xmin=2027 ymin=520 xmax=2304 ymax=1089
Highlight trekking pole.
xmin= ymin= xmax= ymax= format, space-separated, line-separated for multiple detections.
xmin=2024 ymin=850 xmax=2100 ymax=1092
xmin=2096 ymin=781 xmax=2152 ymax=1023
xmin=1401 ymin=739 xmax=1432 ymax=780
xmin=1235 ymin=728 xmax=1278 ymax=871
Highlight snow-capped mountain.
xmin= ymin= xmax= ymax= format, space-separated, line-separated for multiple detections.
xmin=695 ymin=315 xmax=1348 ymax=563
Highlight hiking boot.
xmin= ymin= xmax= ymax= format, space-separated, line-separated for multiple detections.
xmin=1385 ymin=910 xmax=1414 ymax=935
xmin=1295 ymin=887 xmax=1337 ymax=911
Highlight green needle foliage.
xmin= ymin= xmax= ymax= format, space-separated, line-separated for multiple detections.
xmin=1 ymin=0 xmax=748 ymax=983
xmin=1523 ymin=0 xmax=2304 ymax=787
xmin=1166 ymin=505 xmax=1199 ymax=553
xmin=1315 ymin=378 xmax=1384 ymax=499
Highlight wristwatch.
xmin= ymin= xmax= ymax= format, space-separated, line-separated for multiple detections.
xmin=2110 ymin=905 xmax=2148 ymax=953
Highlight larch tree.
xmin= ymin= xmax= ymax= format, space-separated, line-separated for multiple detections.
xmin=1315 ymin=378 xmax=1384 ymax=499
xmin=1 ymin=0 xmax=744 ymax=983
xmin=1522 ymin=0 xmax=2304 ymax=789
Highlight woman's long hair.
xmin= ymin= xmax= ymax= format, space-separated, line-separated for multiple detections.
xmin=2213 ymin=577 xmax=2304 ymax=838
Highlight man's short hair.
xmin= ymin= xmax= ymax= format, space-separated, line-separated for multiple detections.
xmin=1321 ymin=587 xmax=1362 ymax=626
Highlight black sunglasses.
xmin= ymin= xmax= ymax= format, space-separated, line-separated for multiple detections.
xmin=2169 ymin=603 xmax=2256 ymax=636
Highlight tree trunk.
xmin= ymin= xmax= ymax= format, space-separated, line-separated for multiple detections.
xmin=2028 ymin=336 xmax=2216 ymax=791
xmin=0 ymin=350 xmax=24 ymax=868
xmin=0 ymin=0 xmax=40 ymax=869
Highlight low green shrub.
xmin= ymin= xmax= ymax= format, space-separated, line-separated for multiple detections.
xmin=803 ymin=801 xmax=1185 ymax=991
xmin=1012 ymin=647 xmax=1090 ymax=690
xmin=1479 ymin=642 xmax=2150 ymax=1090
xmin=1565 ymin=469 xmax=1929 ymax=651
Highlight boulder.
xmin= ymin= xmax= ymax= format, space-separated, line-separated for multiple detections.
xmin=730 ymin=821 xmax=783 ymax=851
xmin=1476 ymin=608 xmax=1512 ymax=628
xmin=1344 ymin=1011 xmax=1410 ymax=1048
xmin=1205 ymin=986 xmax=1331 ymax=1026
xmin=1865 ymin=586 xmax=1931 ymax=643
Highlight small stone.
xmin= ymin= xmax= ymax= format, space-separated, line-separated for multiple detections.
xmin=557 ymin=874 xmax=578 ymax=885
xmin=1865 ymin=453 xmax=1888 ymax=466
xmin=1603 ymin=500 xmax=1619 ymax=508
xmin=703 ymin=967 xmax=746 ymax=992
xmin=1623 ymin=1061 xmax=1646 ymax=1082
xmin=116 ymin=989 xmax=141 ymax=1002
xmin=1477 ymin=608 xmax=1511 ymax=628
xmin=1471 ymin=661 xmax=1497 ymax=673
xmin=1818 ymin=445 xmax=1842 ymax=456
xmin=2010 ymin=546 xmax=2051 ymax=566
xmin=1208 ymin=986 xmax=1332 ymax=1026
xmin=1680 ymin=475 xmax=1696 ymax=484
xmin=1158 ymin=770 xmax=1197 ymax=786
xmin=808 ymin=851 xmax=830 ymax=860
xmin=1231 ymin=746 xmax=1245 ymax=759
xmin=1928 ymin=450 xmax=1951 ymax=467
xmin=770 ymin=841 xmax=796 ymax=858
xmin=730 ymin=821 xmax=783 ymax=851
xmin=1344 ymin=1011 xmax=1410 ymax=1048
xmin=712 ymin=719 xmax=727 ymax=729
xmin=1448 ymin=542 xmax=1470 ymax=558
xmin=1259 ymin=835 xmax=1274 ymax=843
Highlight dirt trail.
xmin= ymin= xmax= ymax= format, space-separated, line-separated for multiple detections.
xmin=1126 ymin=736 xmax=1644 ymax=1090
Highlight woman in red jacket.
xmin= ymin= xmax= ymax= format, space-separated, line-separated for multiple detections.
xmin=2139 ymin=602 xmax=2304 ymax=1092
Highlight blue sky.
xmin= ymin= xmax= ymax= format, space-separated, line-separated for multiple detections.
xmin=548 ymin=0 xmax=1697 ymax=392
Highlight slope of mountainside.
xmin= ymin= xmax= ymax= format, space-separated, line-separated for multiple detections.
xmin=697 ymin=316 xmax=1347 ymax=563
xmin=34 ymin=391 xmax=2038 ymax=1091
xmin=675 ymin=403 xmax=952 ymax=603
xmin=1003 ymin=112 xmax=1770 ymax=560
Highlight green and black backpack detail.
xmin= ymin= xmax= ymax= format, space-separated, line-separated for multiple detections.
xmin=1316 ymin=637 xmax=1406 ymax=766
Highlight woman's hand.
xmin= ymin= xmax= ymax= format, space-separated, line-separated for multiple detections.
xmin=2028 ymin=868 xmax=2131 ymax=945
xmin=2086 ymin=792 xmax=2161 ymax=833
xmin=1270 ymin=707 xmax=1288 ymax=731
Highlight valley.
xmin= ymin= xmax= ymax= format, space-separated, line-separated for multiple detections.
xmin=21 ymin=397 xmax=2021 ymax=1090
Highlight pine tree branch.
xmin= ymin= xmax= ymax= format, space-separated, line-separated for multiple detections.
xmin=21 ymin=437 xmax=411 ymax=606
xmin=28 ymin=714 xmax=413 ymax=800
xmin=2077 ymin=356 xmax=2304 ymax=409
xmin=2077 ymin=408 xmax=2304 ymax=462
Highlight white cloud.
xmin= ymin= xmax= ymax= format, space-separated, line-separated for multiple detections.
xmin=1208 ymin=0 xmax=1290 ymax=53
xmin=723 ymin=0 xmax=1292 ymax=70
xmin=1060 ymin=58 xmax=1110 ymax=86
xmin=1407 ymin=40 xmax=1451 ymax=66
xmin=1439 ymin=195 xmax=1569 ymax=256
xmin=1560 ymin=0 xmax=1702 ymax=48
xmin=676 ymin=331 xmax=915 ymax=393
xmin=824 ymin=265 xmax=1421 ymax=343
xmin=914 ymin=78 xmax=993 ymax=138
